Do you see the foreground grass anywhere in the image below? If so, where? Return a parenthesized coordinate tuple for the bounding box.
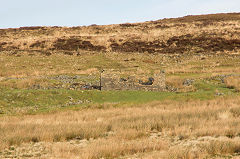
(1, 98, 240, 158)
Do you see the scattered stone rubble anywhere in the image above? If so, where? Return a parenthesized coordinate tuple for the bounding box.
(0, 70, 166, 91)
(101, 69, 166, 91)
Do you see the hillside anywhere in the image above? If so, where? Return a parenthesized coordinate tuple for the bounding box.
(1, 13, 240, 55)
(1, 13, 240, 159)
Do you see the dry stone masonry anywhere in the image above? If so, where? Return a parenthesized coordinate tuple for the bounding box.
(101, 69, 166, 91)
(0, 70, 166, 91)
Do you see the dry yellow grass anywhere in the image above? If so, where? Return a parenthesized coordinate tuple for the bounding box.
(165, 76, 196, 92)
(1, 13, 240, 55)
(0, 77, 49, 89)
(0, 50, 240, 80)
(225, 76, 240, 91)
(1, 97, 240, 158)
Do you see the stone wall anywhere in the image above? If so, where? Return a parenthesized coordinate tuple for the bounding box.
(101, 69, 165, 91)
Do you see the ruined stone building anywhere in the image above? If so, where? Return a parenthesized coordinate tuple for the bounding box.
(100, 69, 165, 91)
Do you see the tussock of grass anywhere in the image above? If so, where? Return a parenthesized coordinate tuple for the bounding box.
(224, 76, 240, 92)
(169, 139, 240, 159)
(1, 98, 240, 158)
(80, 138, 167, 159)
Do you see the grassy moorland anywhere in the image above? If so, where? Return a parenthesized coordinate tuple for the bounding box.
(1, 98, 240, 158)
(0, 52, 239, 115)
(0, 13, 240, 158)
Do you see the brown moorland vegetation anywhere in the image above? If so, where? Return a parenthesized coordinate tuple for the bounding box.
(1, 13, 240, 55)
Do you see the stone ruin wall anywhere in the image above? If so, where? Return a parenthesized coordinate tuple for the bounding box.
(101, 69, 166, 91)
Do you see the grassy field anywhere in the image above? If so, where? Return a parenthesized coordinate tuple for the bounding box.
(0, 52, 240, 158)
(1, 98, 240, 158)
(0, 52, 239, 116)
(1, 13, 240, 158)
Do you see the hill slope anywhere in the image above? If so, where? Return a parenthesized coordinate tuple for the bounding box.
(1, 13, 240, 159)
(1, 13, 240, 55)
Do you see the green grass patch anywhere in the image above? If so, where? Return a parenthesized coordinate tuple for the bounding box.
(0, 79, 238, 115)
